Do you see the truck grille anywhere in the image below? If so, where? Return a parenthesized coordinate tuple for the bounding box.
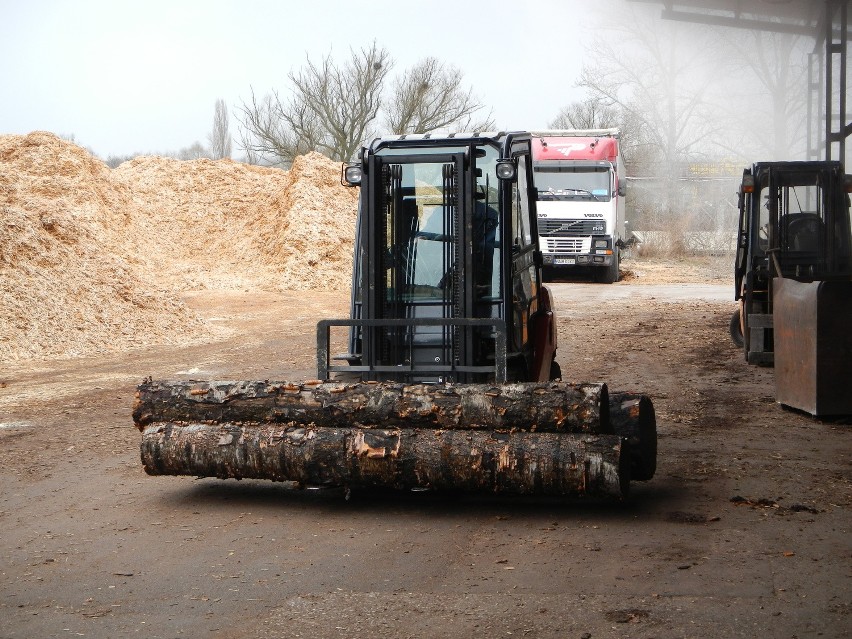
(543, 238, 585, 253)
(539, 219, 606, 235)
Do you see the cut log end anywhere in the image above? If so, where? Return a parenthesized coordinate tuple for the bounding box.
(609, 393, 657, 481)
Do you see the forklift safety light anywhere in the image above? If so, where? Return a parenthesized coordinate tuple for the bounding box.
(496, 159, 516, 180)
(741, 174, 755, 193)
(342, 164, 363, 186)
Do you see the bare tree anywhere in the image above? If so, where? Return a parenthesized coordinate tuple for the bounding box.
(208, 98, 232, 160)
(238, 88, 322, 166)
(548, 95, 649, 168)
(238, 43, 391, 165)
(104, 154, 136, 168)
(176, 142, 210, 160)
(574, 4, 814, 243)
(578, 18, 717, 173)
(291, 43, 391, 160)
(714, 29, 808, 159)
(238, 45, 500, 165)
(386, 57, 494, 134)
(574, 7, 723, 233)
(549, 97, 620, 130)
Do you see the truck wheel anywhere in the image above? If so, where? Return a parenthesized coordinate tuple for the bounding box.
(729, 308, 744, 348)
(597, 251, 620, 284)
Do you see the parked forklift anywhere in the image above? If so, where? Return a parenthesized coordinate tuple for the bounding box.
(731, 160, 852, 415)
(134, 132, 657, 497)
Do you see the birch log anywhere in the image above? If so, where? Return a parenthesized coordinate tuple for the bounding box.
(134, 380, 610, 434)
(140, 421, 629, 498)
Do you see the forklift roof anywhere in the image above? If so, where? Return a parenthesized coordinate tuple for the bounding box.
(367, 131, 532, 154)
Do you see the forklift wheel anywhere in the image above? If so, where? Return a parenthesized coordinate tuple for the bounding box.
(729, 308, 744, 348)
(549, 360, 562, 381)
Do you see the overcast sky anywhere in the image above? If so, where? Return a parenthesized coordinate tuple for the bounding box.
(0, 0, 613, 159)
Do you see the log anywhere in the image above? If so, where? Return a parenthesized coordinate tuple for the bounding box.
(133, 380, 610, 434)
(609, 393, 657, 481)
(140, 421, 629, 498)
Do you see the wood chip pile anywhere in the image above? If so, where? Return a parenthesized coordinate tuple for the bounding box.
(0, 131, 358, 361)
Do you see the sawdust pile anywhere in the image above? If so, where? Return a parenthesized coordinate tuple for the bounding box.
(244, 152, 360, 289)
(0, 132, 358, 361)
(112, 151, 358, 291)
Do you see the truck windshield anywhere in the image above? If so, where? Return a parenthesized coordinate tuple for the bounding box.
(533, 166, 611, 201)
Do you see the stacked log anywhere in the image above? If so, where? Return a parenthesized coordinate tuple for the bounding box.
(133, 380, 611, 434)
(135, 380, 632, 498)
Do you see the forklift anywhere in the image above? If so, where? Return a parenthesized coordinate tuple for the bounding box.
(134, 132, 657, 496)
(731, 161, 852, 415)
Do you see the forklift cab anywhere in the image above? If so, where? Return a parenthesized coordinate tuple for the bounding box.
(736, 161, 852, 292)
(324, 132, 555, 384)
(733, 161, 852, 366)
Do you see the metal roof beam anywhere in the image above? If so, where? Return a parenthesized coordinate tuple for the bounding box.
(661, 8, 816, 36)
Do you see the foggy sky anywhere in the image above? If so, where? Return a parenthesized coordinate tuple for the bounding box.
(1, 1, 841, 165)
(0, 0, 594, 159)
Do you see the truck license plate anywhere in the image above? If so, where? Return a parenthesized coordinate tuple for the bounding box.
(554, 258, 576, 265)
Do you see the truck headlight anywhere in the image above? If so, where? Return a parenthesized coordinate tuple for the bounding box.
(594, 239, 609, 248)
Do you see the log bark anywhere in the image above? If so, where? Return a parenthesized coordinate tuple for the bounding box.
(140, 422, 629, 498)
(134, 380, 610, 434)
(609, 393, 657, 481)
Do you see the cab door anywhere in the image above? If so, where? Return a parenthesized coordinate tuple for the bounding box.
(507, 143, 542, 379)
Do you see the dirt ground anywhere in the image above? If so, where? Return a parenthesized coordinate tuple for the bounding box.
(1, 257, 849, 639)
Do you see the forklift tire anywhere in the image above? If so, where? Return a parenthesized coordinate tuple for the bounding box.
(729, 308, 744, 348)
(549, 359, 562, 381)
(507, 359, 529, 383)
